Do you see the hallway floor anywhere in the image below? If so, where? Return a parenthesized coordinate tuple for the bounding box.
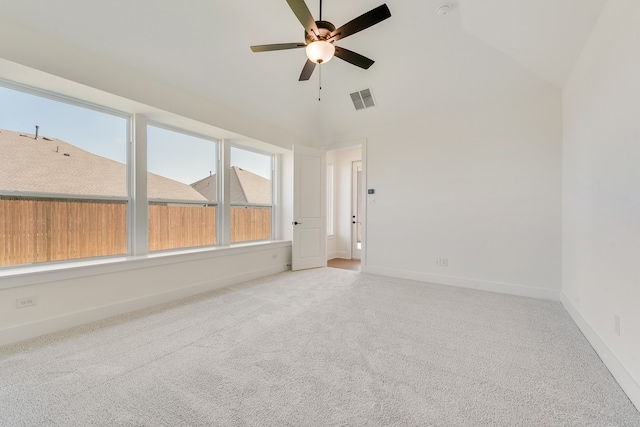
(327, 258, 360, 271)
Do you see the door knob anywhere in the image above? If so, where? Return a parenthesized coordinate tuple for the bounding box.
(294, 221, 302, 225)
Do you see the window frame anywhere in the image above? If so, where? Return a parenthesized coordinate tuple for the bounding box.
(227, 142, 276, 244)
(0, 79, 282, 273)
(0, 81, 133, 266)
(145, 121, 220, 252)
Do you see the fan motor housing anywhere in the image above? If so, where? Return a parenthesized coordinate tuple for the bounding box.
(305, 20, 336, 44)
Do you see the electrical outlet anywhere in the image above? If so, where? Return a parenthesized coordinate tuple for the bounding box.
(614, 315, 621, 336)
(435, 258, 441, 266)
(442, 258, 448, 267)
(16, 296, 38, 309)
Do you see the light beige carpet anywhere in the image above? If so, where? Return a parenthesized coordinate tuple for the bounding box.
(1, 268, 638, 426)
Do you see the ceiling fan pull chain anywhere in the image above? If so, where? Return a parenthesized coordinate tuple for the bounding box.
(319, 64, 322, 101)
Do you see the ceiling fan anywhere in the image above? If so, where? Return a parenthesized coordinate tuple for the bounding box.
(250, 0, 391, 81)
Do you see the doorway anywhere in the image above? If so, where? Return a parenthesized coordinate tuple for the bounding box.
(325, 144, 364, 265)
(351, 160, 362, 260)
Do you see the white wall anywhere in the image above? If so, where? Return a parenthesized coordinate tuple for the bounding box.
(562, 0, 640, 407)
(327, 89, 563, 300)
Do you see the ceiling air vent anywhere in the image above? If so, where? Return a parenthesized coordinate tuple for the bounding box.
(350, 88, 376, 111)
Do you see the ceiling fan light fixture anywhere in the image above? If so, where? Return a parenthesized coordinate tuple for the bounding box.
(306, 40, 335, 64)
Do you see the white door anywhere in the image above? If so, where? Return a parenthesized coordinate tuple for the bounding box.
(351, 161, 362, 260)
(292, 145, 326, 271)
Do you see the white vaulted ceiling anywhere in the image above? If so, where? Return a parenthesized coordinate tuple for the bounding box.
(0, 0, 609, 145)
(458, 0, 608, 87)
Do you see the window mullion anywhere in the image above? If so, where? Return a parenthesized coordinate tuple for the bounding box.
(220, 139, 231, 246)
(130, 114, 148, 256)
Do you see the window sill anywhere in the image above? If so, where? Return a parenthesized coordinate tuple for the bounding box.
(0, 240, 291, 290)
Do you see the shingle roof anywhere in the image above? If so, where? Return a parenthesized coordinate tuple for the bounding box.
(0, 129, 207, 202)
(191, 166, 271, 204)
(190, 174, 217, 202)
(233, 166, 271, 204)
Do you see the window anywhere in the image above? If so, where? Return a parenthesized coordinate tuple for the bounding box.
(0, 81, 281, 269)
(0, 85, 129, 267)
(147, 125, 218, 251)
(229, 146, 273, 243)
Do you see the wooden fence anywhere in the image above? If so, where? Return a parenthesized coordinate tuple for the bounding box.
(148, 203, 217, 252)
(1, 197, 271, 267)
(0, 197, 128, 266)
(230, 206, 271, 243)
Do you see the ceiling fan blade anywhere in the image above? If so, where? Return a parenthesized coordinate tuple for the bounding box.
(286, 0, 319, 37)
(330, 4, 391, 42)
(299, 59, 317, 81)
(251, 43, 306, 52)
(334, 46, 375, 69)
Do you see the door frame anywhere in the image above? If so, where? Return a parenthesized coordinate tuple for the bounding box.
(324, 139, 367, 267)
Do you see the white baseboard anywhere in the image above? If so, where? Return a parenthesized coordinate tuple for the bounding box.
(0, 264, 289, 347)
(361, 266, 561, 301)
(561, 293, 640, 411)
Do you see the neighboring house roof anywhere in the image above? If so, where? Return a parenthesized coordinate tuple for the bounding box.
(0, 128, 207, 202)
(233, 166, 271, 204)
(191, 166, 271, 205)
(190, 174, 217, 202)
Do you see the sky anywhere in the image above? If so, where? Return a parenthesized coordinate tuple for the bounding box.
(0, 86, 271, 184)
